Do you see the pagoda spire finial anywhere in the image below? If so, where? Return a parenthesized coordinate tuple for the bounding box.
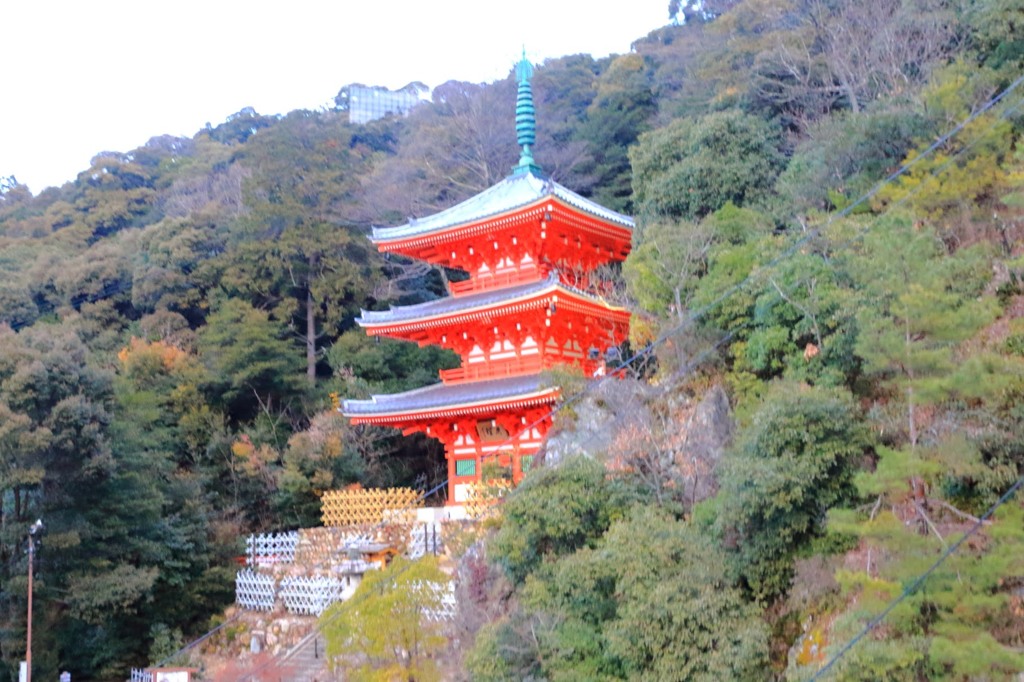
(514, 47, 542, 176)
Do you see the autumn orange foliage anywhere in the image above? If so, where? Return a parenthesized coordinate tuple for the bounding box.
(117, 336, 190, 372)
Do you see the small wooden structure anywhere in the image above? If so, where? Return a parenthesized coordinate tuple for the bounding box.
(359, 542, 399, 568)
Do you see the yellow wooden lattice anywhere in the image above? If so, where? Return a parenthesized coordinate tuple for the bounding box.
(320, 487, 421, 527)
(462, 480, 512, 520)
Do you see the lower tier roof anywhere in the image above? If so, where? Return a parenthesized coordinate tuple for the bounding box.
(342, 373, 558, 422)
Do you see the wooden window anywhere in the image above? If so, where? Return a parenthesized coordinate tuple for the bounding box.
(455, 459, 477, 477)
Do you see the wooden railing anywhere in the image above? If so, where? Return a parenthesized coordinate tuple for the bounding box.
(438, 355, 605, 384)
(439, 355, 546, 383)
(448, 267, 545, 297)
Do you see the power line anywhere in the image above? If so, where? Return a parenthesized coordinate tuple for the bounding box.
(827, 71, 1024, 221)
(809, 474, 1024, 680)
(643, 75, 1024, 372)
(242, 87, 1024, 678)
(161, 67, 1024, 679)
(473, 82, 1024, 464)
(239, 72, 1024, 674)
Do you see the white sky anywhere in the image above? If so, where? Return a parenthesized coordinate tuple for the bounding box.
(1, 0, 668, 194)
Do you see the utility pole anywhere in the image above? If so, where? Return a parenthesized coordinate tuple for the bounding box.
(25, 519, 42, 682)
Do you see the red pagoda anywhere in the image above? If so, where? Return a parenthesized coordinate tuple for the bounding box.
(343, 54, 633, 504)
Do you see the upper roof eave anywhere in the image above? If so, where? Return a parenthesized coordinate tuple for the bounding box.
(370, 171, 633, 244)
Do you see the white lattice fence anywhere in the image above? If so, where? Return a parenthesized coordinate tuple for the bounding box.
(337, 529, 376, 545)
(279, 576, 343, 616)
(235, 569, 276, 611)
(408, 523, 444, 559)
(416, 580, 456, 622)
(245, 531, 299, 566)
(130, 669, 153, 682)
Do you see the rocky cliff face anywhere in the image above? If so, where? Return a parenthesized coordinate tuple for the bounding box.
(543, 378, 734, 508)
(678, 383, 733, 503)
(543, 377, 656, 464)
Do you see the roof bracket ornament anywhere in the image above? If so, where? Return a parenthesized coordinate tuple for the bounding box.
(514, 47, 543, 176)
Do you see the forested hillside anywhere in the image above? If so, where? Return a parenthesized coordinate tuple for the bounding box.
(2, 0, 1024, 679)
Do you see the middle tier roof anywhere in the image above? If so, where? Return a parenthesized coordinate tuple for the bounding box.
(356, 274, 631, 345)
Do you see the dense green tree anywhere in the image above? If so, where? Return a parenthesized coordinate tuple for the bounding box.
(793, 451, 1024, 680)
(631, 109, 784, 221)
(206, 107, 277, 145)
(0, 323, 167, 680)
(574, 53, 657, 212)
(0, 278, 38, 329)
(471, 507, 770, 681)
(624, 217, 713, 322)
(72, 155, 160, 239)
(684, 0, 792, 115)
(275, 410, 365, 527)
(846, 216, 997, 446)
(966, 0, 1024, 71)
(216, 224, 375, 382)
(741, 246, 859, 388)
(490, 456, 634, 584)
(777, 107, 931, 214)
(717, 381, 871, 600)
(197, 297, 305, 423)
(625, 203, 773, 323)
(464, 612, 546, 682)
(632, 21, 731, 124)
(219, 110, 380, 381)
(130, 218, 222, 321)
(52, 231, 137, 316)
(688, 235, 775, 352)
(876, 62, 1013, 228)
(326, 330, 459, 395)
(601, 509, 770, 681)
(531, 54, 602, 168)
